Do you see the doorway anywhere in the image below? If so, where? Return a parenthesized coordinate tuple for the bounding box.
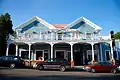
(55, 50, 65, 60)
(36, 50, 43, 60)
(73, 51, 83, 66)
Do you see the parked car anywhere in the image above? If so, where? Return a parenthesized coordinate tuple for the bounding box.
(0, 56, 25, 68)
(83, 62, 118, 73)
(36, 59, 71, 72)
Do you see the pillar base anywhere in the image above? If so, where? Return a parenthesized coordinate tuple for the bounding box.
(71, 60, 74, 68)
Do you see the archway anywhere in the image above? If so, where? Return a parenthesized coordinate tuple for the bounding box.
(53, 43, 71, 61)
(73, 43, 91, 66)
(18, 43, 29, 60)
(31, 43, 51, 61)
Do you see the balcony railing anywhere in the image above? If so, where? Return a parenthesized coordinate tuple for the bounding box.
(9, 32, 111, 41)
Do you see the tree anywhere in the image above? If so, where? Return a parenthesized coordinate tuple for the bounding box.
(114, 32, 120, 39)
(0, 13, 14, 56)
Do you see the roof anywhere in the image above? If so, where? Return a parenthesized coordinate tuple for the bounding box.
(15, 16, 56, 30)
(52, 24, 68, 29)
(65, 16, 102, 31)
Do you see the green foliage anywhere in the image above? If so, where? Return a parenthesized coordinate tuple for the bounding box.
(114, 32, 120, 39)
(0, 13, 13, 56)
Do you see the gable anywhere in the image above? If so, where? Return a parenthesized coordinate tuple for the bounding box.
(70, 21, 85, 29)
(65, 17, 102, 33)
(15, 16, 56, 34)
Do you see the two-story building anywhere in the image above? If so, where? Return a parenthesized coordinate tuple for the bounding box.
(6, 16, 120, 66)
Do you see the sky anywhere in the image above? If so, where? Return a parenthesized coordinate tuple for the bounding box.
(0, 0, 120, 35)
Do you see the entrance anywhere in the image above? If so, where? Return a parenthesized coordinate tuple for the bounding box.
(36, 50, 43, 60)
(56, 51, 64, 60)
(73, 51, 83, 66)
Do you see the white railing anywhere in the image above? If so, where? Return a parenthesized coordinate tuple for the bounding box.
(9, 32, 110, 41)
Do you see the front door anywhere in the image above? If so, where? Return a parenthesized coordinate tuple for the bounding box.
(36, 51, 43, 60)
(56, 51, 64, 60)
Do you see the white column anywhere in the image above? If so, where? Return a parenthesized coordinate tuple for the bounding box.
(70, 43, 73, 61)
(70, 43, 74, 67)
(28, 44, 31, 60)
(91, 42, 95, 61)
(110, 41, 114, 60)
(6, 44, 9, 56)
(15, 44, 18, 56)
(51, 43, 54, 59)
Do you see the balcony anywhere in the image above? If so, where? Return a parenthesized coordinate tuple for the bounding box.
(9, 31, 111, 42)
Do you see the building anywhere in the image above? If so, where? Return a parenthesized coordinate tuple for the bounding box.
(7, 16, 120, 66)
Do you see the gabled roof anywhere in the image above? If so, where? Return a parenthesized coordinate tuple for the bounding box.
(65, 16, 102, 31)
(52, 24, 68, 29)
(15, 16, 56, 30)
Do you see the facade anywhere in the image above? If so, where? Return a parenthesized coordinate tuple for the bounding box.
(7, 16, 120, 66)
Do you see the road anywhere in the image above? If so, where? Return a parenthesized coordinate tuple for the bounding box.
(0, 68, 120, 80)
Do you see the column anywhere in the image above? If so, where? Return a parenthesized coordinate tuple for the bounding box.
(6, 44, 9, 56)
(110, 41, 115, 64)
(15, 44, 18, 56)
(70, 43, 73, 61)
(51, 43, 54, 60)
(28, 44, 31, 60)
(91, 42, 95, 64)
(70, 43, 74, 67)
(110, 41, 114, 60)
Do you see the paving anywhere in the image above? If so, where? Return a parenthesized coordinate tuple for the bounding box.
(0, 68, 120, 80)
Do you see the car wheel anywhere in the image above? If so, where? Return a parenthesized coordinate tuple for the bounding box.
(111, 68, 117, 74)
(91, 68, 96, 73)
(38, 65, 44, 70)
(60, 66, 66, 72)
(9, 63, 15, 69)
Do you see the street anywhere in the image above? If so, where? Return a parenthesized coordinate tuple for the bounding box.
(0, 68, 120, 80)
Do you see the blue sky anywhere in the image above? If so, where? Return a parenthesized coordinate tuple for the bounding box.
(0, 0, 120, 35)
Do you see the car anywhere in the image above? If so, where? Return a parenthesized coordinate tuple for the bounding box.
(36, 59, 71, 72)
(0, 56, 25, 68)
(83, 62, 118, 73)
(118, 65, 120, 70)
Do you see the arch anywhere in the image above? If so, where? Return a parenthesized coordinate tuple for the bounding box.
(53, 42, 71, 61)
(53, 42, 71, 46)
(31, 42, 51, 61)
(73, 42, 92, 66)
